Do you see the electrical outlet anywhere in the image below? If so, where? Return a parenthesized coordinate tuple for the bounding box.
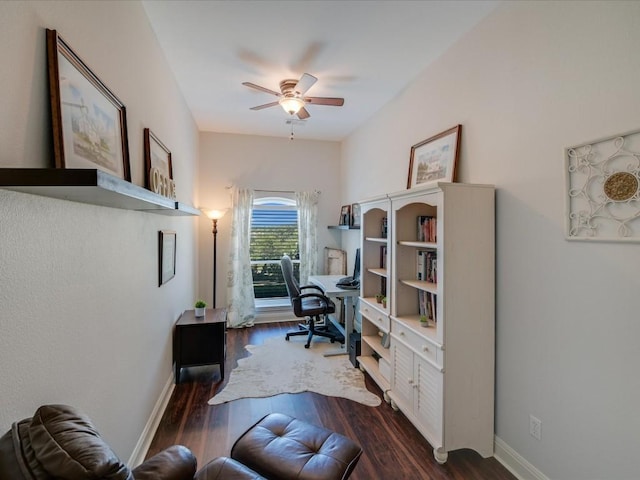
(529, 414, 541, 440)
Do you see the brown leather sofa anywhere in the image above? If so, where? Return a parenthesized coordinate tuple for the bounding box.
(0, 405, 362, 480)
(0, 404, 199, 480)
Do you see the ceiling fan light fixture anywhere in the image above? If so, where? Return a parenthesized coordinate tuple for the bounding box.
(279, 96, 305, 115)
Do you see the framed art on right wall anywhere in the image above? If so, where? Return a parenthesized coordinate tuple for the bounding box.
(565, 128, 640, 242)
(407, 124, 461, 189)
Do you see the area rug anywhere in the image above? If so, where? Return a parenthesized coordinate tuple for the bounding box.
(208, 336, 381, 407)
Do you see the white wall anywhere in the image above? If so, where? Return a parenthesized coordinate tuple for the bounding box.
(342, 1, 640, 479)
(198, 132, 343, 307)
(0, 1, 199, 459)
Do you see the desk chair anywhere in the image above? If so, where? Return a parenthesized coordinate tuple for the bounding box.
(280, 255, 341, 349)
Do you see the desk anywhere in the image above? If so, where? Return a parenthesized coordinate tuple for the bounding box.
(308, 275, 360, 357)
(173, 308, 226, 383)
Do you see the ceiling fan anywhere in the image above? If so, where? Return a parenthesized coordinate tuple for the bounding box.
(242, 73, 344, 120)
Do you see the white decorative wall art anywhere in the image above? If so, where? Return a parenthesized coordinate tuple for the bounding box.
(565, 129, 640, 242)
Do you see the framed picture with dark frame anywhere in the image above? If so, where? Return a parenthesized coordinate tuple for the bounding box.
(144, 128, 175, 198)
(407, 124, 461, 189)
(339, 205, 351, 226)
(46, 29, 131, 181)
(159, 230, 176, 286)
(350, 203, 361, 227)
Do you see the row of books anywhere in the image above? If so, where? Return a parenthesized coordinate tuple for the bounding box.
(419, 290, 437, 322)
(417, 215, 437, 243)
(416, 249, 437, 283)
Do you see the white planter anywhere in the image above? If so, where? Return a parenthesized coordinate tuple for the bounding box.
(194, 307, 206, 317)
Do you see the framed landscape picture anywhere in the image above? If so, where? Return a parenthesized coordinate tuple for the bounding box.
(407, 125, 461, 189)
(46, 29, 131, 180)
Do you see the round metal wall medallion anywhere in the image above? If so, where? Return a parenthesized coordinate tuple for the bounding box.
(604, 172, 638, 201)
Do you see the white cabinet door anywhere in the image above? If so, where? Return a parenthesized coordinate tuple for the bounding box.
(415, 355, 443, 440)
(391, 340, 414, 409)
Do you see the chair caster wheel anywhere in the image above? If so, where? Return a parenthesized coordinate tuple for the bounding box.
(330, 338, 335, 343)
(304, 344, 310, 349)
(286, 336, 290, 341)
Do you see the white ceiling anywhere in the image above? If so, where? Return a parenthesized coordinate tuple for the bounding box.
(142, 1, 499, 141)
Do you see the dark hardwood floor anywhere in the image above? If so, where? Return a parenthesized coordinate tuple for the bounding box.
(147, 321, 515, 480)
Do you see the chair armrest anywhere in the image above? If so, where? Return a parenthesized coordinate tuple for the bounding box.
(132, 445, 197, 480)
(295, 292, 333, 308)
(299, 284, 324, 293)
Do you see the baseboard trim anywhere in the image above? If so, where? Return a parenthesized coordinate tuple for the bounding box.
(127, 374, 175, 467)
(494, 436, 549, 480)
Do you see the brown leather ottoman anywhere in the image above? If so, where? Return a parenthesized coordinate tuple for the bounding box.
(196, 456, 266, 479)
(230, 413, 362, 480)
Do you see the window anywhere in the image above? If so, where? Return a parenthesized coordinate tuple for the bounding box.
(250, 197, 299, 299)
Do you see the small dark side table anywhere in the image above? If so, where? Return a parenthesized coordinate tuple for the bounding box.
(173, 308, 226, 383)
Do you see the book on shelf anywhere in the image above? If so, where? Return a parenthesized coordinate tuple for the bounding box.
(417, 215, 437, 242)
(418, 290, 437, 322)
(416, 249, 437, 283)
(380, 245, 387, 269)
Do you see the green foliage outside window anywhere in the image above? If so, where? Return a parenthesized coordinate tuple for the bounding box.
(250, 225, 299, 298)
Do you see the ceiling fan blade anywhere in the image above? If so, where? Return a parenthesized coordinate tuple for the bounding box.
(250, 101, 280, 111)
(305, 97, 344, 106)
(242, 82, 281, 97)
(293, 73, 317, 96)
(297, 107, 310, 120)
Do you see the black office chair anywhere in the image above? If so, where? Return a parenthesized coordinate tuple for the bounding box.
(280, 255, 342, 349)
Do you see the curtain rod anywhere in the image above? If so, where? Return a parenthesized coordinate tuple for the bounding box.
(225, 186, 321, 194)
(254, 188, 295, 194)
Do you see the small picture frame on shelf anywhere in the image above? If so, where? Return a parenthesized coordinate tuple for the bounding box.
(407, 124, 461, 189)
(350, 203, 361, 227)
(339, 205, 351, 226)
(46, 29, 131, 181)
(144, 128, 175, 199)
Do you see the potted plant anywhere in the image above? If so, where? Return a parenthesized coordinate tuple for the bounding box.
(419, 315, 429, 328)
(194, 300, 207, 317)
(381, 296, 387, 309)
(375, 293, 384, 304)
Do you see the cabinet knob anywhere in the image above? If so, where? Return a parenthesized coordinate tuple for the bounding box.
(422, 345, 429, 352)
(399, 331, 405, 336)
(408, 379, 414, 384)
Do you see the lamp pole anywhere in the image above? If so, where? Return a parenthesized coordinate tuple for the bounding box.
(211, 217, 218, 308)
(206, 209, 226, 308)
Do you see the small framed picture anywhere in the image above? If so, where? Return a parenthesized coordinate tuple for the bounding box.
(144, 128, 175, 197)
(350, 203, 361, 227)
(339, 205, 351, 225)
(159, 230, 176, 286)
(407, 124, 461, 189)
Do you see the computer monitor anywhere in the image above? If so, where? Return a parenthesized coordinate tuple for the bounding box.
(352, 247, 361, 281)
(337, 248, 360, 288)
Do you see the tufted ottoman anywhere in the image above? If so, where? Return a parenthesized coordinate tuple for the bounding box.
(202, 413, 362, 480)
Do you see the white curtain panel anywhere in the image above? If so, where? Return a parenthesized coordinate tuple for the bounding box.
(296, 191, 320, 286)
(226, 187, 256, 328)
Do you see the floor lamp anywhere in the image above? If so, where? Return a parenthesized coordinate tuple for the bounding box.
(206, 210, 226, 308)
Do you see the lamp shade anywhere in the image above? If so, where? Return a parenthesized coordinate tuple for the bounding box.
(206, 209, 227, 220)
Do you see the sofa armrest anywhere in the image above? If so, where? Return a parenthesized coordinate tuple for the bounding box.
(132, 445, 197, 480)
